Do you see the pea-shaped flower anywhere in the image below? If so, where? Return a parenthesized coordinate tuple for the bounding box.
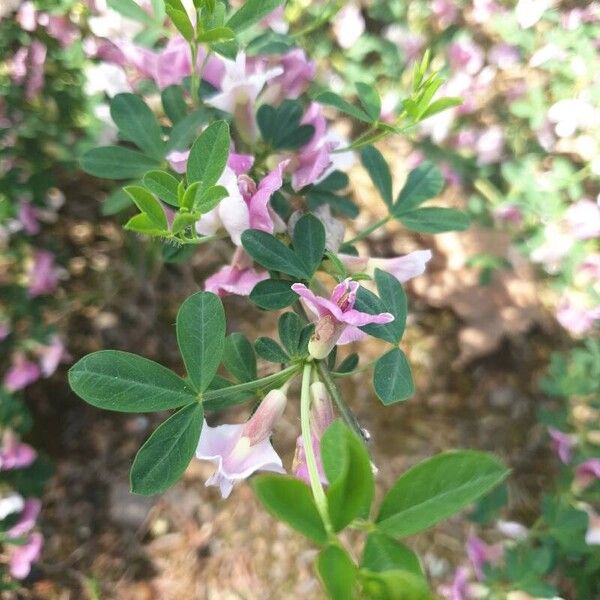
(196, 388, 287, 498)
(291, 279, 394, 360)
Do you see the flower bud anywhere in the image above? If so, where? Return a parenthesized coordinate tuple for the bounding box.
(309, 382, 334, 436)
(241, 387, 287, 445)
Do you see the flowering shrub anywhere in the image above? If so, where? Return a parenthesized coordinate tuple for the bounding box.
(64, 0, 513, 596)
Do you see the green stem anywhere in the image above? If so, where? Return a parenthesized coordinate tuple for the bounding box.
(316, 361, 366, 445)
(203, 365, 301, 410)
(301, 363, 333, 533)
(189, 42, 200, 106)
(345, 215, 392, 246)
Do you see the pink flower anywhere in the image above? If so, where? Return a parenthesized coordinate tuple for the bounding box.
(339, 250, 432, 283)
(556, 296, 600, 336)
(471, 0, 500, 23)
(494, 204, 523, 225)
(475, 126, 504, 165)
(3, 355, 41, 392)
(0, 432, 37, 471)
(46, 15, 78, 47)
(448, 39, 485, 75)
(293, 382, 335, 485)
(565, 199, 600, 240)
(262, 49, 315, 103)
(196, 388, 287, 498)
(17, 1, 37, 31)
(441, 566, 469, 600)
(466, 534, 502, 580)
(18, 200, 40, 235)
(577, 254, 600, 282)
(290, 103, 354, 191)
(205, 248, 268, 297)
(228, 152, 254, 176)
(38, 335, 68, 377)
(332, 3, 365, 49)
(9, 532, 43, 579)
(548, 427, 575, 464)
(575, 459, 600, 490)
(196, 160, 287, 245)
(206, 53, 282, 143)
(431, 0, 459, 27)
(26, 41, 47, 99)
(28, 250, 59, 297)
(8, 499, 42, 538)
(292, 279, 394, 359)
(489, 44, 520, 69)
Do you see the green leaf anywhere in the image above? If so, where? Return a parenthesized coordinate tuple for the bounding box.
(130, 402, 203, 495)
(317, 545, 357, 600)
(399, 207, 470, 233)
(195, 185, 228, 213)
(81, 146, 159, 180)
(101, 188, 132, 215)
(241, 230, 308, 280)
(321, 421, 374, 531)
(361, 146, 393, 209)
(166, 108, 209, 153)
(367, 269, 407, 344)
(161, 85, 188, 124)
(354, 286, 397, 344)
(223, 333, 257, 382)
(172, 212, 200, 234)
(181, 182, 201, 211)
(197, 26, 235, 42)
(336, 353, 358, 373)
(376, 451, 509, 538)
(421, 97, 462, 119)
(68, 351, 196, 413)
(176, 292, 226, 393)
(124, 186, 168, 229)
(143, 170, 180, 207)
(165, 0, 194, 40)
(362, 532, 422, 575)
(373, 349, 414, 405)
(249, 279, 298, 310)
(110, 93, 165, 159)
(393, 163, 444, 214)
(252, 475, 328, 544)
(124, 213, 165, 236)
(257, 101, 315, 150)
(293, 214, 326, 278)
(356, 82, 381, 122)
(246, 30, 295, 55)
(278, 312, 304, 357)
(107, 0, 154, 24)
(226, 0, 284, 32)
(186, 120, 230, 190)
(255, 337, 289, 364)
(359, 570, 432, 600)
(315, 91, 371, 123)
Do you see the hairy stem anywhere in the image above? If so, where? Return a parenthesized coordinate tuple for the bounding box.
(301, 363, 332, 533)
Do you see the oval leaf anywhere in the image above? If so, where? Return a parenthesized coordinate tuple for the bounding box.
(186, 120, 230, 190)
(130, 402, 203, 495)
(373, 348, 414, 405)
(393, 162, 444, 214)
(376, 451, 509, 537)
(68, 351, 196, 412)
(81, 146, 160, 180)
(176, 292, 226, 393)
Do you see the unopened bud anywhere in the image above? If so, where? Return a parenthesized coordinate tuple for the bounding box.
(241, 388, 287, 445)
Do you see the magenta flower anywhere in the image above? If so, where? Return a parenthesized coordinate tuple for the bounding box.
(290, 103, 354, 191)
(3, 355, 41, 393)
(575, 459, 600, 490)
(8, 499, 42, 538)
(293, 382, 335, 485)
(339, 249, 432, 283)
(205, 248, 268, 297)
(0, 432, 37, 471)
(18, 200, 40, 235)
(262, 49, 315, 103)
(28, 250, 59, 297)
(9, 532, 43, 579)
(494, 204, 523, 225)
(196, 388, 287, 498)
(548, 427, 575, 464)
(466, 534, 502, 580)
(291, 279, 394, 359)
(448, 39, 484, 75)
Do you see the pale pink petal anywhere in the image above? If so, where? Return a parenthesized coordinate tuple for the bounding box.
(371, 250, 432, 282)
(9, 532, 43, 580)
(337, 326, 368, 345)
(205, 265, 268, 297)
(8, 499, 42, 538)
(228, 152, 254, 175)
(291, 283, 342, 320)
(341, 309, 394, 327)
(248, 160, 289, 232)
